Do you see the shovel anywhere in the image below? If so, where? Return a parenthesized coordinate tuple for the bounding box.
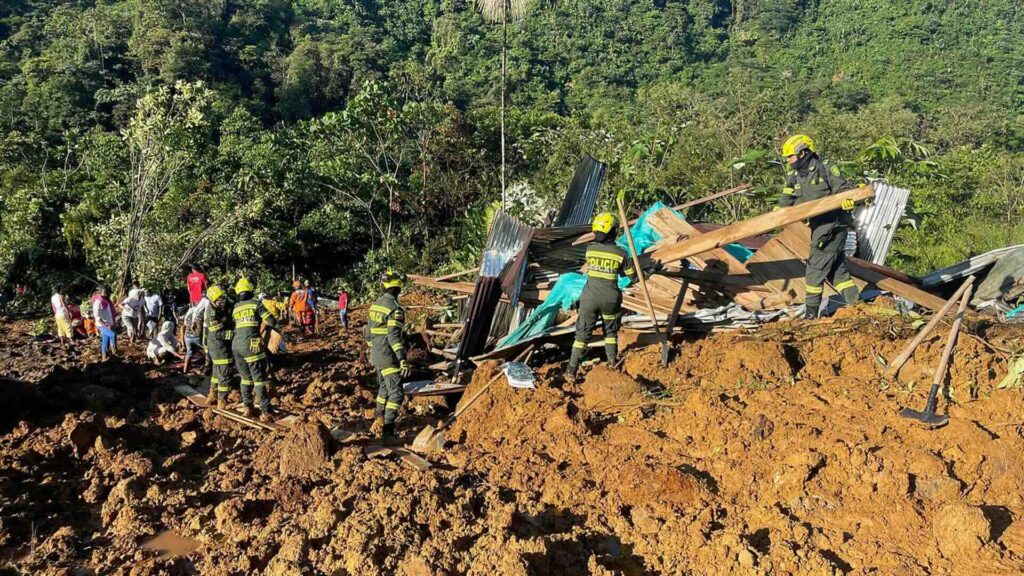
(899, 282, 973, 427)
(411, 347, 532, 452)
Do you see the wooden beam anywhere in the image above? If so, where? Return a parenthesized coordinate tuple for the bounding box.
(846, 259, 946, 311)
(408, 274, 476, 294)
(651, 185, 876, 264)
(434, 269, 478, 282)
(847, 256, 919, 286)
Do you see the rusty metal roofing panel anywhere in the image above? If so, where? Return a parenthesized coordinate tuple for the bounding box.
(554, 155, 606, 227)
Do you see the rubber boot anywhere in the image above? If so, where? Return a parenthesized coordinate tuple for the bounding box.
(206, 384, 217, 403)
(240, 405, 257, 418)
(842, 286, 860, 305)
(259, 410, 274, 423)
(605, 344, 618, 368)
(380, 423, 399, 446)
(565, 365, 578, 384)
(804, 294, 822, 320)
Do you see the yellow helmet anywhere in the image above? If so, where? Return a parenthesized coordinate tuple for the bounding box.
(381, 270, 406, 289)
(781, 134, 815, 157)
(207, 285, 225, 303)
(235, 277, 254, 294)
(592, 212, 616, 234)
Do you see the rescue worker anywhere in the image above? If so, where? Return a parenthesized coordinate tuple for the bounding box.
(231, 277, 279, 420)
(205, 285, 236, 406)
(365, 270, 410, 443)
(566, 213, 637, 381)
(777, 134, 860, 319)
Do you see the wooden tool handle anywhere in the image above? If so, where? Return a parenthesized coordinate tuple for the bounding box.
(436, 345, 533, 433)
(888, 275, 974, 376)
(617, 196, 662, 338)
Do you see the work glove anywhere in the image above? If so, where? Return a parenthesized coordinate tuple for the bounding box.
(400, 359, 412, 379)
(841, 198, 856, 211)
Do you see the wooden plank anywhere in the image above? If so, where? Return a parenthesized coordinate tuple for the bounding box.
(330, 426, 355, 443)
(848, 256, 919, 286)
(403, 380, 467, 396)
(651, 185, 876, 264)
(847, 259, 946, 310)
(175, 384, 293, 433)
(408, 275, 476, 294)
(363, 445, 432, 471)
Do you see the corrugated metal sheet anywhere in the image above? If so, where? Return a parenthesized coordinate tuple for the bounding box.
(456, 212, 533, 362)
(554, 155, 606, 227)
(920, 244, 1024, 287)
(853, 181, 910, 265)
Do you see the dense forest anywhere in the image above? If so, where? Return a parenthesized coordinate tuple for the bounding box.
(1, 0, 1021, 300)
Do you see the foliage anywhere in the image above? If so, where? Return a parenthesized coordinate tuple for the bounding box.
(0, 0, 1022, 306)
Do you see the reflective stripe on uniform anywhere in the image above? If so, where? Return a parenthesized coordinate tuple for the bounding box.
(835, 279, 857, 291)
(213, 358, 232, 365)
(587, 270, 618, 280)
(235, 321, 258, 328)
(588, 250, 624, 262)
(387, 320, 402, 327)
(211, 376, 219, 384)
(381, 366, 401, 376)
(370, 304, 392, 315)
(376, 397, 387, 405)
(601, 314, 616, 321)
(252, 381, 266, 387)
(240, 379, 253, 385)
(806, 284, 824, 295)
(604, 337, 617, 344)
(385, 402, 401, 410)
(572, 340, 586, 349)
(391, 342, 404, 351)
(370, 327, 388, 334)
(782, 187, 796, 196)
(244, 354, 266, 362)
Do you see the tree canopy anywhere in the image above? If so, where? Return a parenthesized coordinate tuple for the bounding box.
(1, 0, 1021, 300)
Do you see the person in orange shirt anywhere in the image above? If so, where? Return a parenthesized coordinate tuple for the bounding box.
(288, 280, 313, 335)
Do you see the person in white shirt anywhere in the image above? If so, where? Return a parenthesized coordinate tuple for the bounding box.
(143, 288, 163, 338)
(50, 287, 73, 345)
(124, 282, 145, 340)
(146, 314, 183, 364)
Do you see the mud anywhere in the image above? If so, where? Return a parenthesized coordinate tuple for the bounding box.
(1, 299, 1023, 575)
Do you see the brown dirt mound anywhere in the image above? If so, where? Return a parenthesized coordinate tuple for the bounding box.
(276, 419, 334, 480)
(579, 364, 646, 412)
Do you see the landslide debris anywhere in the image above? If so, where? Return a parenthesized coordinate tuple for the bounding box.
(1, 302, 1023, 575)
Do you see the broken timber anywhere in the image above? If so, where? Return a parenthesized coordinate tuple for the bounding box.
(174, 384, 298, 433)
(651, 185, 876, 264)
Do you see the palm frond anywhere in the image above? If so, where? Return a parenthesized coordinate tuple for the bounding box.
(476, 0, 528, 23)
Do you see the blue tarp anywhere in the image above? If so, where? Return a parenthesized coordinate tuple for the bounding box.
(496, 202, 751, 347)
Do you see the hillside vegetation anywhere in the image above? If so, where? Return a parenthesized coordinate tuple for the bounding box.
(1, 0, 1021, 296)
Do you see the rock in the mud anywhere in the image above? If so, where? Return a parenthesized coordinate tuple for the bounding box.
(67, 420, 103, 457)
(278, 419, 334, 480)
(934, 503, 990, 557)
(915, 475, 961, 502)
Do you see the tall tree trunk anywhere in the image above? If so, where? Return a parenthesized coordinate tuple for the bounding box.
(500, 11, 507, 210)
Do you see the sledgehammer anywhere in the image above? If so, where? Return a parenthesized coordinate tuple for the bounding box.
(899, 281, 973, 427)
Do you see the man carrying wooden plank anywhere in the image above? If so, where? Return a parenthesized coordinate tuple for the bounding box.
(778, 134, 860, 318)
(566, 213, 637, 382)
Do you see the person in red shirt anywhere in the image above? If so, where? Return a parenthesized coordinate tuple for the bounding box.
(186, 264, 208, 305)
(337, 289, 349, 331)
